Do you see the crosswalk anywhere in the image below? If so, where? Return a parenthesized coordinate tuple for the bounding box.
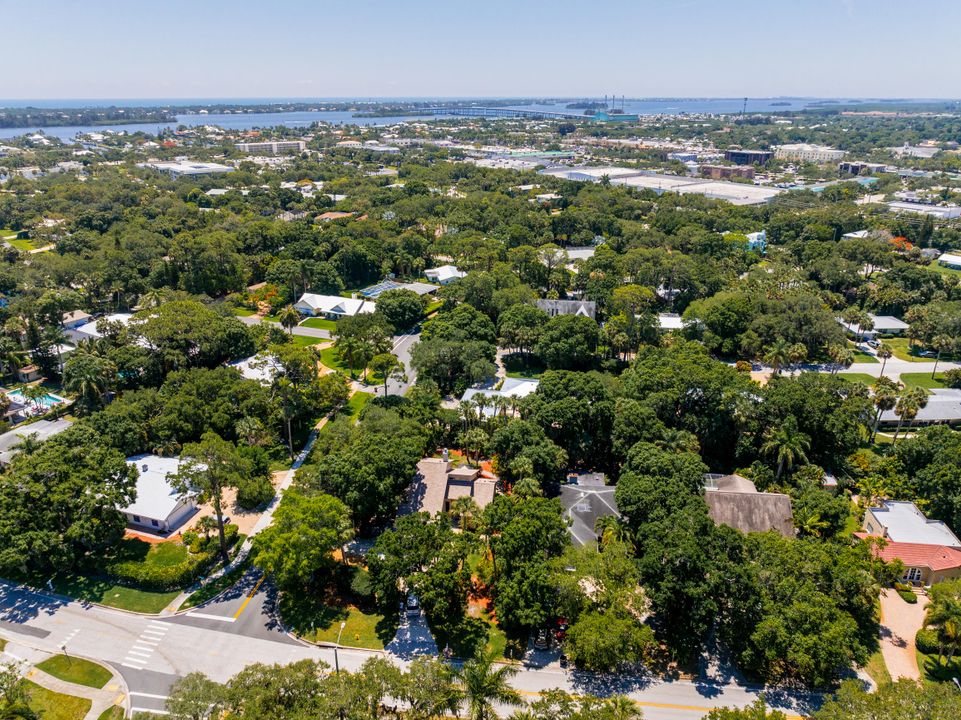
(122, 621, 169, 669)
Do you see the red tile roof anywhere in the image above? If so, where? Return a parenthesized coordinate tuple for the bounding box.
(857, 533, 961, 571)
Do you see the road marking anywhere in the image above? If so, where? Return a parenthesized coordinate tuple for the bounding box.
(121, 662, 147, 669)
(515, 690, 803, 719)
(134, 639, 160, 646)
(185, 611, 236, 623)
(131, 645, 155, 653)
(141, 631, 166, 639)
(129, 691, 169, 700)
(132, 708, 169, 715)
(148, 622, 168, 629)
(233, 575, 265, 619)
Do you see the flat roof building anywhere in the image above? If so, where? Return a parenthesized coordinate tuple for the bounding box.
(700, 164, 755, 180)
(137, 160, 233, 178)
(234, 140, 306, 155)
(723, 149, 773, 165)
(888, 201, 961, 220)
(424, 265, 466, 285)
(774, 144, 846, 164)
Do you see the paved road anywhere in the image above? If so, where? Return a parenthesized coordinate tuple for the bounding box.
(0, 578, 821, 718)
(359, 331, 420, 397)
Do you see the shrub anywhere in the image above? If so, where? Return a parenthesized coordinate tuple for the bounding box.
(916, 627, 940, 655)
(349, 567, 374, 603)
(943, 368, 961, 389)
(108, 553, 214, 591)
(735, 360, 753, 373)
(897, 588, 918, 604)
(236, 474, 275, 510)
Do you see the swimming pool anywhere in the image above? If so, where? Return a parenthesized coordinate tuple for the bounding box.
(5, 388, 67, 410)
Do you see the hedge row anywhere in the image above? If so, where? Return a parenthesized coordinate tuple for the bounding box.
(107, 524, 240, 592)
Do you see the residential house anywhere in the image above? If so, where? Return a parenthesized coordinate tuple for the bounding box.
(401, 458, 497, 517)
(66, 313, 134, 343)
(359, 279, 439, 299)
(836, 313, 909, 339)
(121, 455, 197, 534)
(703, 474, 795, 536)
(460, 378, 539, 417)
(859, 536, 961, 586)
(535, 299, 597, 320)
(657, 313, 685, 331)
(863, 501, 961, 547)
(559, 473, 619, 547)
(424, 265, 466, 285)
(61, 310, 92, 329)
(293, 293, 376, 319)
(878, 389, 961, 428)
(938, 252, 961, 270)
(228, 354, 282, 385)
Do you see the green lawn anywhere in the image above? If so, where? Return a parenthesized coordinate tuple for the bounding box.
(96, 708, 125, 720)
(320, 346, 364, 376)
(863, 649, 892, 686)
(232, 307, 256, 317)
(6, 237, 35, 252)
(182, 559, 251, 610)
(49, 574, 179, 614)
(342, 391, 373, 421)
(900, 372, 948, 390)
(289, 334, 324, 347)
(917, 649, 961, 684)
(280, 593, 394, 651)
(838, 373, 878, 386)
(424, 300, 444, 316)
(36, 655, 112, 689)
(885, 338, 935, 363)
(926, 258, 961, 278)
(300, 317, 339, 331)
(23, 680, 91, 720)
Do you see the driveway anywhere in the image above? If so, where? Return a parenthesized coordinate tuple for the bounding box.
(879, 588, 928, 681)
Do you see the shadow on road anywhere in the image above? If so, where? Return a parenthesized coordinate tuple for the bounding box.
(0, 580, 68, 627)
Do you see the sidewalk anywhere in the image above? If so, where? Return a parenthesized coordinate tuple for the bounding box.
(4, 640, 126, 720)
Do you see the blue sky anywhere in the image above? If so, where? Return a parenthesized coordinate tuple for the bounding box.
(2, 0, 959, 100)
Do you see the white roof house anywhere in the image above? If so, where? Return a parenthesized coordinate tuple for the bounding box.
(122, 454, 198, 534)
(228, 354, 282, 385)
(837, 313, 909, 337)
(863, 501, 961, 548)
(938, 253, 961, 270)
(657, 313, 686, 331)
(137, 160, 233, 178)
(461, 378, 539, 417)
(66, 313, 134, 343)
(293, 293, 376, 319)
(424, 265, 466, 285)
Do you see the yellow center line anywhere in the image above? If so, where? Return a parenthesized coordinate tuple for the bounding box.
(516, 689, 803, 718)
(233, 575, 265, 619)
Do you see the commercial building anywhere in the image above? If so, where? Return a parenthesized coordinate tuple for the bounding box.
(774, 144, 847, 164)
(887, 201, 961, 220)
(839, 161, 887, 176)
(137, 159, 233, 178)
(293, 293, 376, 319)
(121, 454, 197, 534)
(723, 149, 773, 165)
(700, 164, 755, 180)
(234, 140, 306, 155)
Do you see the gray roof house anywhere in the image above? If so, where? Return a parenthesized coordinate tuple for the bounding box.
(703, 474, 795, 537)
(559, 473, 619, 547)
(535, 299, 597, 320)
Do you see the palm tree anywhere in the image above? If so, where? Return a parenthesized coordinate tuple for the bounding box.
(459, 427, 489, 466)
(892, 386, 928, 443)
(41, 325, 68, 376)
(458, 400, 475, 431)
(449, 496, 479, 532)
(62, 351, 114, 414)
(9, 432, 40, 459)
(761, 416, 810, 480)
(924, 583, 961, 665)
(595, 515, 632, 550)
(871, 377, 900, 442)
(278, 304, 301, 335)
(762, 338, 790, 376)
(787, 342, 807, 369)
(931, 334, 954, 379)
(656, 427, 700, 454)
(876, 344, 893, 377)
(0, 337, 24, 383)
(455, 651, 522, 720)
(19, 384, 48, 414)
(139, 288, 165, 309)
(235, 416, 269, 447)
(605, 696, 643, 720)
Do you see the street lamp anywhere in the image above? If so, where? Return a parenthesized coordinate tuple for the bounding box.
(334, 621, 346, 676)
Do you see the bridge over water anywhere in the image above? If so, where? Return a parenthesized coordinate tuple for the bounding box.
(425, 106, 581, 120)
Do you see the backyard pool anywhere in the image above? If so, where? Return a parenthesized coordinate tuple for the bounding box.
(5, 388, 68, 411)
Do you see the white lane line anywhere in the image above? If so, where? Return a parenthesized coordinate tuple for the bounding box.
(122, 662, 147, 669)
(131, 645, 155, 653)
(147, 623, 168, 630)
(129, 692, 169, 700)
(185, 612, 236, 623)
(141, 631, 166, 639)
(132, 708, 169, 715)
(134, 639, 159, 646)
(126, 650, 152, 659)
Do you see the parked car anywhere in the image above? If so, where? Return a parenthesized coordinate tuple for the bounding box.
(867, 339, 881, 348)
(403, 594, 421, 617)
(533, 629, 550, 650)
(555, 617, 569, 641)
(559, 653, 570, 669)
